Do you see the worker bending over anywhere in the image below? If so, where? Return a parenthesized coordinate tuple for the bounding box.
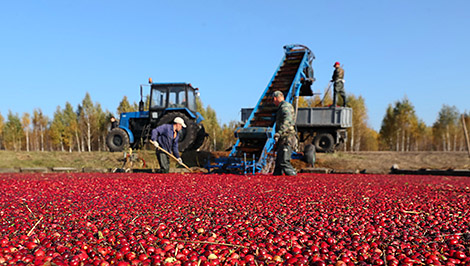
(150, 117, 185, 173)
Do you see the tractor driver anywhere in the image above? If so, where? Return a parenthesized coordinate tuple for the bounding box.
(272, 91, 297, 176)
(110, 116, 118, 130)
(150, 117, 186, 173)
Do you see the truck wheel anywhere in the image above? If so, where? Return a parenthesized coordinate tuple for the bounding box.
(303, 144, 316, 166)
(314, 133, 335, 153)
(106, 128, 129, 152)
(157, 112, 197, 152)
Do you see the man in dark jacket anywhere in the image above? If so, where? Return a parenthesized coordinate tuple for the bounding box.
(331, 61, 346, 107)
(110, 116, 118, 129)
(272, 91, 297, 176)
(150, 117, 186, 173)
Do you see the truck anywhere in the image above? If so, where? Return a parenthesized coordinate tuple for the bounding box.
(106, 80, 207, 152)
(240, 106, 352, 153)
(207, 44, 352, 174)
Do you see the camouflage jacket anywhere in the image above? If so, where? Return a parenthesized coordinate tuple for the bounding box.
(332, 66, 345, 81)
(275, 101, 297, 148)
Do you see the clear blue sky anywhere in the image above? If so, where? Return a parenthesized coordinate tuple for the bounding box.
(1, 0, 468, 131)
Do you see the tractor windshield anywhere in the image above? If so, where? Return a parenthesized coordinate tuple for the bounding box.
(168, 86, 186, 108)
(150, 87, 167, 109)
(186, 89, 196, 111)
(150, 84, 197, 111)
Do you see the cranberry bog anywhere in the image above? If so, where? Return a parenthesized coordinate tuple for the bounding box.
(1, 173, 469, 266)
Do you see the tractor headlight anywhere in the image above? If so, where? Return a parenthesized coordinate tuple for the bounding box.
(152, 112, 158, 119)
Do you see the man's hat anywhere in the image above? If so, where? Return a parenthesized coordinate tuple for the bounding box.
(334, 61, 340, 66)
(273, 91, 284, 98)
(174, 117, 187, 128)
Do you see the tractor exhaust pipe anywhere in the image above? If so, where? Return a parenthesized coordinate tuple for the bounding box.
(139, 85, 144, 112)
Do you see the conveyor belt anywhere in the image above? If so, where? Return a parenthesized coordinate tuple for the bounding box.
(236, 51, 306, 157)
(208, 44, 315, 174)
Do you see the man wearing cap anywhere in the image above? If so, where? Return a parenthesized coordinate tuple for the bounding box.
(150, 117, 186, 173)
(331, 62, 346, 107)
(272, 91, 297, 176)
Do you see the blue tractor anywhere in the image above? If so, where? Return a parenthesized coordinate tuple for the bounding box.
(106, 80, 207, 152)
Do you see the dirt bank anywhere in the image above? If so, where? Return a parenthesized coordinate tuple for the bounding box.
(314, 151, 470, 173)
(1, 150, 469, 174)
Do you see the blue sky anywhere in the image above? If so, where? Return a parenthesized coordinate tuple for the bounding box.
(0, 0, 468, 131)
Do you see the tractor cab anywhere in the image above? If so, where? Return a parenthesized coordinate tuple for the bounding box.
(145, 80, 205, 152)
(106, 80, 206, 153)
(148, 82, 199, 121)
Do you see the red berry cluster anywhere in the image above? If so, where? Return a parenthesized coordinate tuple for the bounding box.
(0, 173, 469, 265)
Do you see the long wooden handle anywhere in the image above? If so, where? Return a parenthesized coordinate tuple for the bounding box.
(150, 140, 192, 172)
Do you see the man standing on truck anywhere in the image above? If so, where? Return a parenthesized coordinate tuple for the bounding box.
(331, 61, 346, 107)
(150, 117, 185, 173)
(272, 91, 297, 176)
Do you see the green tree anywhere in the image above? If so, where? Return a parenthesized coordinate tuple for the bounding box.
(346, 94, 378, 151)
(50, 106, 66, 151)
(92, 103, 108, 151)
(361, 127, 379, 151)
(117, 96, 137, 115)
(379, 97, 419, 151)
(63, 102, 79, 152)
(32, 109, 48, 151)
(220, 120, 239, 150)
(21, 113, 31, 151)
(197, 97, 234, 151)
(78, 93, 95, 152)
(204, 106, 223, 151)
(415, 120, 433, 151)
(77, 93, 109, 152)
(394, 98, 417, 151)
(379, 105, 396, 150)
(298, 95, 323, 108)
(432, 105, 460, 151)
(462, 112, 470, 152)
(4, 111, 23, 151)
(0, 112, 5, 149)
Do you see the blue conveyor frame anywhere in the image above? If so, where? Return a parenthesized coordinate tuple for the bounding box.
(207, 44, 315, 174)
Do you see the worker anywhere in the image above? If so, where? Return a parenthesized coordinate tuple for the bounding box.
(272, 90, 297, 176)
(331, 61, 346, 107)
(150, 117, 186, 173)
(110, 116, 118, 129)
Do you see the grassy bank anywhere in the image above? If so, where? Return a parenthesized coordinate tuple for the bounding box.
(0, 150, 153, 169)
(0, 150, 468, 172)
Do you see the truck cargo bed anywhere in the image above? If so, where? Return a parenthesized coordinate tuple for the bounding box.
(241, 107, 353, 128)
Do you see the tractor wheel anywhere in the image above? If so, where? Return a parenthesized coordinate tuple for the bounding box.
(106, 128, 129, 152)
(313, 133, 335, 153)
(303, 144, 316, 166)
(157, 112, 197, 152)
(187, 124, 208, 151)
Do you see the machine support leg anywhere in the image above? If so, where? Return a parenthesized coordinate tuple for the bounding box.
(253, 154, 255, 175)
(244, 153, 247, 175)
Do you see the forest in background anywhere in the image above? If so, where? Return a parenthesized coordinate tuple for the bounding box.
(0, 91, 469, 153)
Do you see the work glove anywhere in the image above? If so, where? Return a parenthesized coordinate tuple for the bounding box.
(273, 133, 280, 143)
(150, 140, 160, 148)
(177, 158, 183, 164)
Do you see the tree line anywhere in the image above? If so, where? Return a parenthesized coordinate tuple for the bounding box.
(349, 95, 469, 152)
(0, 92, 469, 152)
